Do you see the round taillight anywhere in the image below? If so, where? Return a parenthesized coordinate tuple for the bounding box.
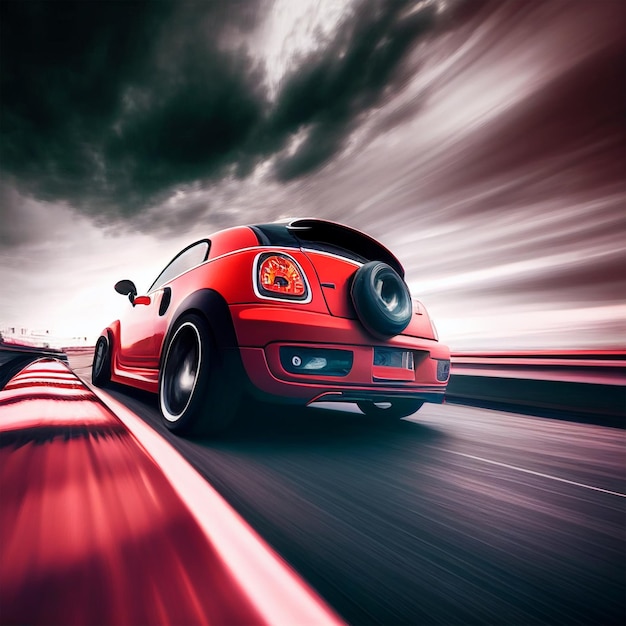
(257, 254, 307, 299)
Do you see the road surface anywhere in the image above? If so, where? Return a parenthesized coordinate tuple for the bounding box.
(65, 351, 626, 625)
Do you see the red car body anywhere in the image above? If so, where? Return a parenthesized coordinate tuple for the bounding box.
(93, 219, 450, 434)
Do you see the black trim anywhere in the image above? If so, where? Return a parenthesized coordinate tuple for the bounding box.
(160, 289, 250, 393)
(159, 287, 172, 317)
(290, 219, 404, 277)
(279, 347, 353, 377)
(250, 224, 298, 248)
(252, 219, 405, 277)
(314, 390, 446, 405)
(245, 384, 446, 406)
(163, 289, 238, 356)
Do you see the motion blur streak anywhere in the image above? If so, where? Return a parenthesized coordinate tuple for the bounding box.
(303, 0, 626, 349)
(0, 359, 341, 626)
(439, 449, 626, 499)
(451, 349, 626, 385)
(90, 387, 344, 626)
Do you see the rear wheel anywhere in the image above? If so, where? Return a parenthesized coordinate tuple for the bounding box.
(92, 335, 111, 387)
(159, 314, 239, 436)
(357, 399, 423, 419)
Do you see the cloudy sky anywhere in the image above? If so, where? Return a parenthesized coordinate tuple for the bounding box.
(1, 0, 624, 350)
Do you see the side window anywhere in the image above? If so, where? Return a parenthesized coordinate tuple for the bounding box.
(150, 241, 210, 292)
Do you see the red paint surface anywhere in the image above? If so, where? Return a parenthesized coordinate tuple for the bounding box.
(0, 359, 342, 625)
(233, 307, 448, 402)
(133, 295, 151, 306)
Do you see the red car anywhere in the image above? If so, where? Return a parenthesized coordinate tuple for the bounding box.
(92, 219, 450, 434)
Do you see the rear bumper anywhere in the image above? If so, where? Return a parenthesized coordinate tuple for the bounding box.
(230, 304, 450, 405)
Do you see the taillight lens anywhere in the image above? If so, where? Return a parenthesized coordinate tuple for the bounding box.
(255, 253, 309, 301)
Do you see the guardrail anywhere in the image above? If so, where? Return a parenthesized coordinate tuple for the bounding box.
(0, 342, 68, 361)
(447, 350, 626, 420)
(61, 346, 94, 353)
(451, 350, 626, 386)
(10, 344, 622, 421)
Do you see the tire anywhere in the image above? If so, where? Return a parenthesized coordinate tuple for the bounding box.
(357, 399, 424, 419)
(92, 334, 111, 387)
(351, 261, 412, 338)
(159, 313, 239, 436)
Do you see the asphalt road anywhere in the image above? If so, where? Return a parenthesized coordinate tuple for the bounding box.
(69, 353, 625, 625)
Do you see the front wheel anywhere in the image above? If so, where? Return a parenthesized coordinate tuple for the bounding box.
(159, 314, 239, 436)
(357, 399, 424, 419)
(92, 335, 111, 387)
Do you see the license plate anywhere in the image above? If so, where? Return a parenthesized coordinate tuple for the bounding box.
(373, 348, 414, 370)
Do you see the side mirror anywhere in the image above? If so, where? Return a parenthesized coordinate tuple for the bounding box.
(114, 279, 138, 305)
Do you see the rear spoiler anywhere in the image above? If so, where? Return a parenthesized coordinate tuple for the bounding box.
(251, 218, 405, 278)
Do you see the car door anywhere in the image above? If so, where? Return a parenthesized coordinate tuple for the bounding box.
(118, 240, 211, 369)
(117, 288, 162, 369)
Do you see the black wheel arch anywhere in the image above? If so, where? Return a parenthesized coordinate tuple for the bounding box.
(92, 330, 114, 386)
(159, 289, 248, 386)
(102, 321, 120, 364)
(158, 293, 247, 436)
(160, 290, 238, 363)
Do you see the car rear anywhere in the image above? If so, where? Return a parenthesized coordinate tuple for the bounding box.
(229, 219, 450, 408)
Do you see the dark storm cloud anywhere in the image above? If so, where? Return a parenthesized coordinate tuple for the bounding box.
(0, 0, 443, 222)
(268, 0, 437, 180)
(0, 184, 33, 248)
(0, 0, 267, 219)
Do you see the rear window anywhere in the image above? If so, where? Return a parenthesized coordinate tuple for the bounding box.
(251, 219, 404, 276)
(293, 239, 368, 265)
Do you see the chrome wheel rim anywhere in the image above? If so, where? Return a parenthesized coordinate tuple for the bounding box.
(160, 322, 202, 422)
